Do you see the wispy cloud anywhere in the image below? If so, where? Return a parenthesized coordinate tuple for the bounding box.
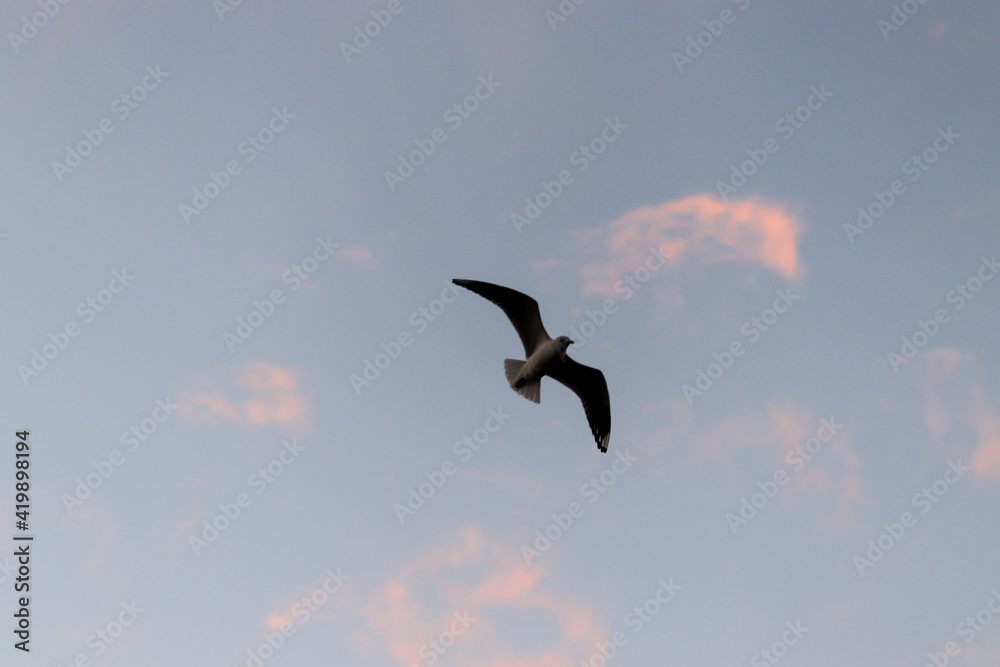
(917, 349, 1000, 480)
(688, 403, 812, 467)
(356, 526, 605, 666)
(179, 361, 314, 432)
(538, 194, 804, 297)
(679, 402, 863, 524)
(968, 389, 1000, 479)
(920, 348, 974, 438)
(336, 243, 378, 268)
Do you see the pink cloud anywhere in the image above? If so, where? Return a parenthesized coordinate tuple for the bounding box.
(356, 527, 606, 666)
(237, 362, 311, 425)
(688, 404, 811, 467)
(928, 21, 950, 43)
(252, 569, 355, 646)
(919, 348, 973, 438)
(785, 438, 864, 529)
(265, 611, 294, 632)
(968, 388, 1000, 479)
(179, 361, 314, 432)
(684, 403, 863, 523)
(180, 389, 243, 424)
(640, 397, 863, 523)
(914, 349, 1000, 481)
(924, 20, 981, 49)
(539, 194, 804, 297)
(336, 244, 378, 268)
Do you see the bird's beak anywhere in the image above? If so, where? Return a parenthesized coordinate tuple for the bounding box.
(568, 340, 574, 345)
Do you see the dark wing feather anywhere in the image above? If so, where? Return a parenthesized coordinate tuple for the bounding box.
(452, 279, 551, 357)
(547, 356, 611, 452)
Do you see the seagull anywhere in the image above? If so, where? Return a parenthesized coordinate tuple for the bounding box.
(453, 279, 611, 452)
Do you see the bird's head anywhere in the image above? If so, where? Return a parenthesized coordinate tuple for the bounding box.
(555, 335, 573, 359)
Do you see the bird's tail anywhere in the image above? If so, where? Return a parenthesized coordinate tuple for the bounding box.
(504, 359, 540, 404)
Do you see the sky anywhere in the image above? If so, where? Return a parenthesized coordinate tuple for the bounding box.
(2, 0, 1000, 665)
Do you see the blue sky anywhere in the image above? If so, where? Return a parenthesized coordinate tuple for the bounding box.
(2, 0, 1000, 665)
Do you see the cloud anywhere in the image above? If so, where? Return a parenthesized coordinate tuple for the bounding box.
(265, 611, 294, 632)
(968, 389, 1000, 479)
(786, 437, 864, 528)
(336, 244, 378, 268)
(680, 402, 863, 524)
(928, 21, 950, 43)
(925, 20, 983, 49)
(688, 403, 812, 467)
(246, 569, 356, 657)
(356, 526, 605, 666)
(917, 349, 1000, 481)
(178, 361, 314, 432)
(919, 348, 974, 438)
(538, 194, 804, 297)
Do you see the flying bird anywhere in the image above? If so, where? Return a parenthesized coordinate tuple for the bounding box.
(453, 279, 611, 452)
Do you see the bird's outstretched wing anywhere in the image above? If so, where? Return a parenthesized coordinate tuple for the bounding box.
(548, 357, 611, 452)
(452, 279, 551, 356)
